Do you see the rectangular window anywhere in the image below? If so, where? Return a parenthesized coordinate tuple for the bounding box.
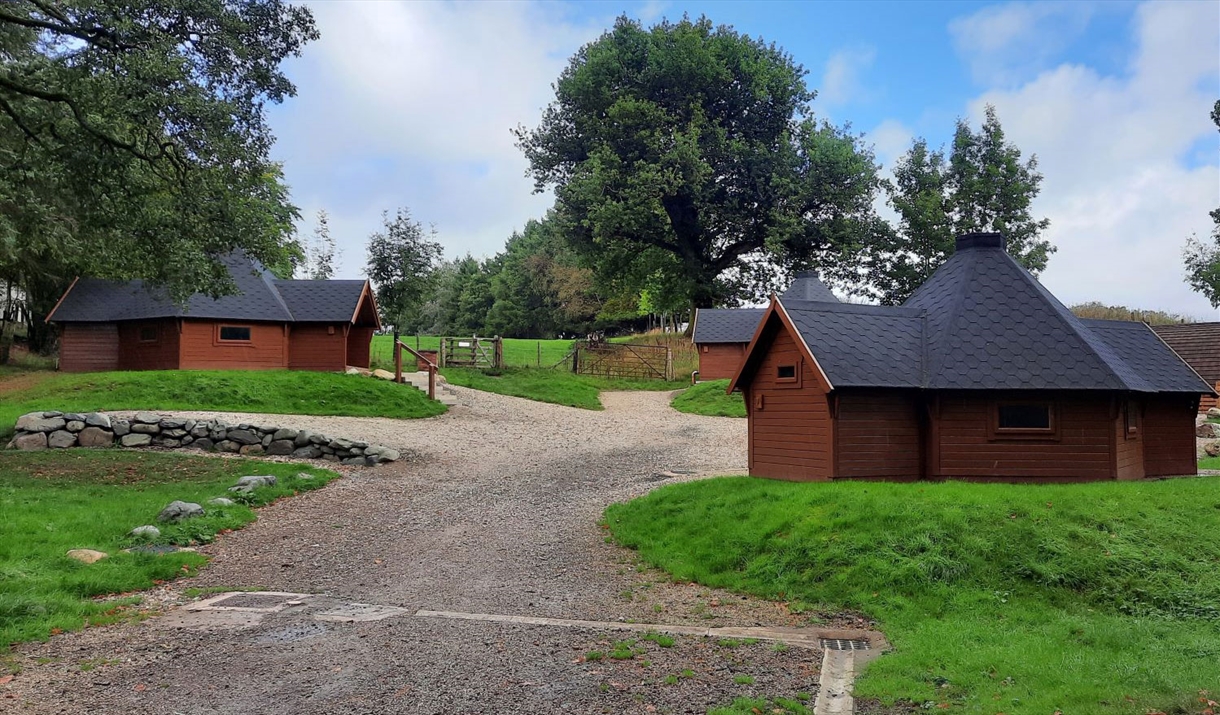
(1125, 400, 1140, 438)
(218, 326, 252, 342)
(138, 326, 158, 343)
(997, 404, 1051, 430)
(777, 365, 796, 380)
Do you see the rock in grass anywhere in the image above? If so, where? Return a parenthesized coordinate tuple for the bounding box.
(234, 475, 277, 489)
(296, 472, 315, 481)
(129, 525, 160, 539)
(239, 444, 265, 456)
(120, 433, 153, 448)
(15, 413, 66, 433)
(13, 432, 48, 450)
(291, 445, 322, 459)
(85, 413, 112, 429)
(207, 497, 235, 507)
(47, 430, 77, 449)
(157, 501, 204, 523)
(77, 427, 114, 447)
(66, 549, 109, 564)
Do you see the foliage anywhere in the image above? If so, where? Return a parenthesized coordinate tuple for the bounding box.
(1182, 100, 1220, 308)
(442, 367, 680, 410)
(606, 477, 1220, 713)
(0, 450, 337, 646)
(670, 379, 745, 417)
(0, 369, 445, 434)
(866, 106, 1053, 304)
(302, 209, 338, 280)
(365, 208, 443, 332)
(1069, 301, 1193, 325)
(0, 1, 317, 350)
(515, 15, 885, 311)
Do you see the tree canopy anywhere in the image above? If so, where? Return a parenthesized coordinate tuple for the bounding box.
(365, 208, 443, 333)
(515, 15, 885, 310)
(1182, 99, 1220, 308)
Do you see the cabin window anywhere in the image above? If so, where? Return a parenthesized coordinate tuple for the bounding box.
(777, 365, 797, 380)
(218, 325, 252, 342)
(1124, 400, 1140, 438)
(138, 326, 158, 343)
(990, 401, 1059, 441)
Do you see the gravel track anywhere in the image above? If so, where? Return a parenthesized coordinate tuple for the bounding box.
(6, 386, 854, 714)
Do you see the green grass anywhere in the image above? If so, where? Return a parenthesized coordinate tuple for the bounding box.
(710, 697, 809, 715)
(0, 369, 446, 435)
(370, 335, 575, 369)
(1198, 456, 1220, 470)
(442, 367, 682, 410)
(0, 450, 339, 647)
(605, 477, 1220, 714)
(670, 379, 746, 418)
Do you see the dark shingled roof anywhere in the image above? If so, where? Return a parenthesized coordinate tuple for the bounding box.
(781, 271, 839, 303)
(1150, 323, 1220, 385)
(692, 308, 766, 344)
(750, 233, 1211, 395)
(49, 251, 372, 325)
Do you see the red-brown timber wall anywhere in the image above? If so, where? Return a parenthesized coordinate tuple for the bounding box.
(834, 390, 922, 480)
(288, 324, 348, 371)
(1143, 395, 1197, 477)
(346, 327, 374, 369)
(178, 320, 287, 370)
(1199, 382, 1219, 413)
(1114, 398, 1145, 480)
(58, 323, 119, 373)
(697, 343, 747, 380)
(931, 392, 1115, 481)
(744, 327, 833, 481)
(116, 319, 180, 371)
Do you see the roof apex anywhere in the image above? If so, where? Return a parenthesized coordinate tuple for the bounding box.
(956, 232, 1005, 251)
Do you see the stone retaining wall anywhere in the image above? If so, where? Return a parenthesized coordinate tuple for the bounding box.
(8, 411, 400, 466)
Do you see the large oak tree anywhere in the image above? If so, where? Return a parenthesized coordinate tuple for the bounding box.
(515, 15, 885, 311)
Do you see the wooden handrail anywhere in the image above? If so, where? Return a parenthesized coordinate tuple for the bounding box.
(395, 339, 436, 401)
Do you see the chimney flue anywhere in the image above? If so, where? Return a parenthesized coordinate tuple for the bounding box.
(956, 232, 1005, 251)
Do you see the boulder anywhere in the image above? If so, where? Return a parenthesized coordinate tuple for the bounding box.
(112, 419, 131, 437)
(261, 434, 273, 447)
(159, 418, 185, 429)
(152, 437, 182, 448)
(272, 428, 298, 442)
(329, 438, 354, 451)
(47, 430, 77, 449)
(293, 430, 315, 447)
(66, 549, 108, 564)
(130, 422, 161, 435)
(291, 445, 322, 459)
(157, 500, 204, 522)
(309, 433, 328, 445)
(226, 429, 260, 445)
(1197, 422, 1219, 438)
(1206, 441, 1220, 458)
(85, 413, 112, 429)
(207, 497, 235, 507)
(234, 475, 277, 489)
(133, 412, 161, 424)
(341, 456, 371, 466)
(13, 432, 48, 450)
(42, 411, 62, 417)
(77, 427, 114, 448)
(129, 525, 160, 539)
(216, 440, 240, 453)
(15, 413, 66, 433)
(192, 438, 215, 451)
(239, 444, 265, 456)
(120, 433, 153, 447)
(266, 440, 295, 456)
(372, 369, 396, 381)
(321, 454, 340, 463)
(63, 413, 87, 423)
(296, 472, 315, 481)
(163, 428, 188, 439)
(1208, 407, 1220, 419)
(65, 420, 85, 433)
(189, 424, 210, 438)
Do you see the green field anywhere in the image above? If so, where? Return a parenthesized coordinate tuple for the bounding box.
(0, 369, 446, 436)
(443, 367, 681, 410)
(370, 335, 575, 369)
(0, 450, 338, 648)
(670, 379, 746, 417)
(606, 477, 1220, 713)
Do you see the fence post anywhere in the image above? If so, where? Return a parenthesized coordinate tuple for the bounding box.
(537, 341, 541, 367)
(394, 339, 403, 384)
(666, 346, 673, 381)
(572, 346, 579, 373)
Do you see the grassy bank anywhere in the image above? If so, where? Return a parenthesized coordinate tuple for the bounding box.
(443, 367, 681, 410)
(0, 369, 446, 435)
(0, 450, 338, 648)
(606, 477, 1220, 713)
(370, 335, 575, 370)
(670, 379, 745, 417)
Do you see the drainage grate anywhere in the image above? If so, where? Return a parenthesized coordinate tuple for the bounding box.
(820, 638, 871, 651)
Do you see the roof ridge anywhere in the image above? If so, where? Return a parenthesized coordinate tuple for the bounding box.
(920, 248, 977, 385)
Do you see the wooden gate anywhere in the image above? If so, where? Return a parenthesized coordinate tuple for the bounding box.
(571, 339, 672, 381)
(440, 336, 503, 369)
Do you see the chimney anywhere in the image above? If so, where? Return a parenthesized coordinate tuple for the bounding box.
(956, 232, 1005, 251)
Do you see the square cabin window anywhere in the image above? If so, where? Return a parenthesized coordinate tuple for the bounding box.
(218, 325, 252, 342)
(997, 403, 1052, 430)
(776, 364, 797, 381)
(138, 326, 158, 343)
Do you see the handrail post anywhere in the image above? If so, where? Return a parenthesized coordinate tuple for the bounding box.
(428, 366, 435, 401)
(394, 335, 402, 384)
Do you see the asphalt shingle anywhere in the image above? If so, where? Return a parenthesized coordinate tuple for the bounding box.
(692, 309, 766, 344)
(782, 301, 923, 388)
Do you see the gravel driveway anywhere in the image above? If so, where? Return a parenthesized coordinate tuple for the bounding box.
(7, 387, 857, 714)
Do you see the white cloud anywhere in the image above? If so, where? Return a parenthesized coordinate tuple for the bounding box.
(818, 46, 876, 107)
(269, 1, 606, 277)
(960, 0, 1220, 318)
(949, 1, 1095, 85)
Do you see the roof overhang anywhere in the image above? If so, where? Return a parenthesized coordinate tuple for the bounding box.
(352, 281, 382, 330)
(44, 277, 79, 323)
(726, 296, 833, 395)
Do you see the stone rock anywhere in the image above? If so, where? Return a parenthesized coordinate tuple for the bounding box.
(63, 413, 87, 423)
(47, 430, 77, 449)
(341, 456, 371, 466)
(210, 428, 227, 441)
(1206, 441, 1220, 458)
(66, 549, 108, 564)
(1208, 407, 1220, 419)
(13, 432, 48, 450)
(266, 440, 295, 456)
(296, 472, 315, 481)
(42, 411, 62, 418)
(77, 427, 114, 447)
(85, 413, 112, 429)
(227, 429, 260, 445)
(152, 437, 182, 448)
(1197, 422, 1219, 438)
(181, 436, 194, 445)
(120, 433, 153, 447)
(345, 366, 361, 375)
(216, 440, 240, 453)
(234, 475, 277, 489)
(15, 413, 66, 433)
(293, 430, 315, 447)
(133, 412, 161, 424)
(190, 424, 210, 438)
(352, 441, 368, 449)
(184, 420, 196, 432)
(207, 497, 235, 507)
(329, 438, 353, 451)
(163, 428, 188, 439)
(261, 434, 273, 447)
(375, 447, 400, 462)
(129, 525, 161, 539)
(291, 445, 322, 459)
(157, 500, 204, 523)
(239, 444, 265, 456)
(130, 422, 161, 435)
(309, 433, 328, 445)
(65, 420, 85, 433)
(372, 369, 396, 381)
(112, 419, 131, 437)
(192, 438, 215, 451)
(321, 454, 340, 463)
(348, 447, 364, 456)
(159, 418, 185, 429)
(272, 428, 298, 442)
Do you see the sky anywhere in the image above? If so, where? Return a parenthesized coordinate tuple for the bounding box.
(266, 0, 1220, 318)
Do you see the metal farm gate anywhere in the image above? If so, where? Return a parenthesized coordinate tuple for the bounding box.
(570, 339, 672, 381)
(440, 336, 503, 369)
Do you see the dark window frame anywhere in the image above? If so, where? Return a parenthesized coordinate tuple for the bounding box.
(775, 359, 802, 388)
(1124, 399, 1141, 439)
(215, 324, 253, 344)
(988, 400, 1060, 441)
(137, 325, 159, 344)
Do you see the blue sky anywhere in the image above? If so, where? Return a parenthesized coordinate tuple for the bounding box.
(266, 0, 1219, 317)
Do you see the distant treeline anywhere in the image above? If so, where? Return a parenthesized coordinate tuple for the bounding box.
(1069, 302, 1194, 325)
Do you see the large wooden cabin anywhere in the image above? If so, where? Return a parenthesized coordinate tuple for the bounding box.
(47, 252, 380, 373)
(1151, 323, 1220, 412)
(729, 233, 1213, 482)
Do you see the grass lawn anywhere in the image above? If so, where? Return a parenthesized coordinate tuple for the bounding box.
(670, 379, 745, 417)
(0, 450, 338, 649)
(1198, 456, 1220, 470)
(442, 367, 682, 410)
(605, 477, 1220, 714)
(0, 369, 446, 436)
(370, 335, 575, 369)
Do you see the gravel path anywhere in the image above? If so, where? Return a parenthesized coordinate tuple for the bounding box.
(6, 387, 861, 714)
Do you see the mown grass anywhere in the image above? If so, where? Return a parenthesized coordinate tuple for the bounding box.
(1197, 455, 1220, 470)
(441, 367, 681, 410)
(0, 450, 338, 648)
(670, 379, 745, 417)
(370, 335, 575, 370)
(605, 477, 1220, 713)
(0, 369, 446, 436)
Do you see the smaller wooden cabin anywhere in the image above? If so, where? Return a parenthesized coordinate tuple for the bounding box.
(47, 252, 381, 373)
(729, 233, 1213, 483)
(692, 272, 837, 380)
(1151, 323, 1220, 412)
